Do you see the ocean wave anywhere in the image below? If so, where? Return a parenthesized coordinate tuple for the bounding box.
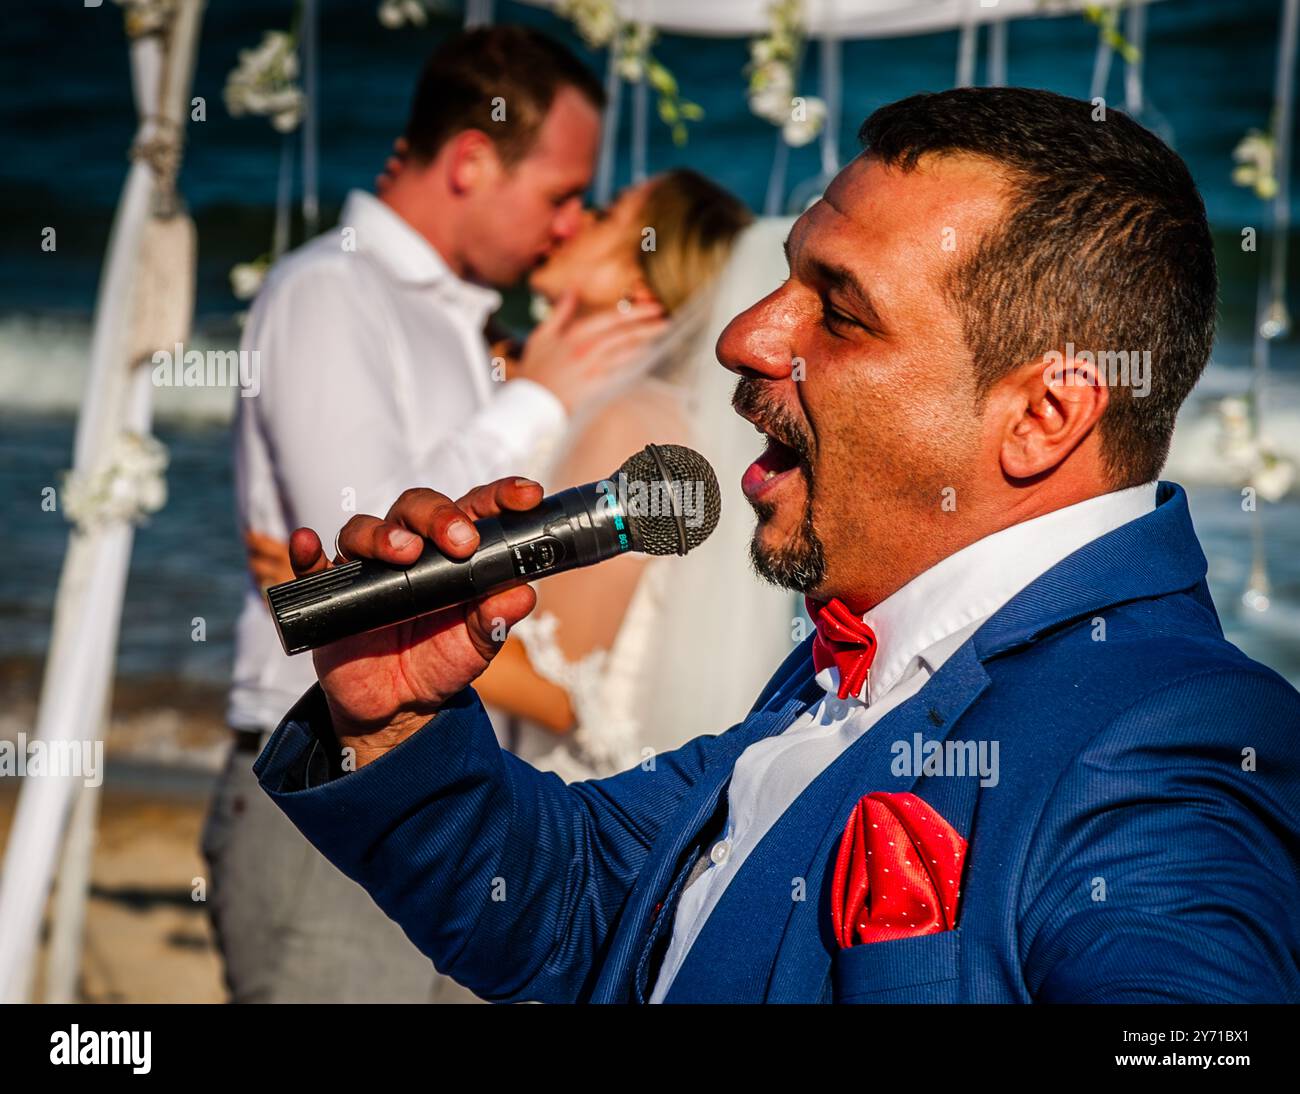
(4, 312, 1300, 490)
(0, 313, 243, 426)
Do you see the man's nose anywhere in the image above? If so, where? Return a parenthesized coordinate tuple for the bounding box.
(716, 289, 798, 381)
(552, 198, 585, 242)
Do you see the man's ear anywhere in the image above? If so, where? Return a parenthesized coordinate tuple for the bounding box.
(996, 346, 1109, 480)
(444, 129, 501, 196)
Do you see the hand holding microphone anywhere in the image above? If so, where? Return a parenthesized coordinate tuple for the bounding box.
(276, 445, 720, 767)
(284, 477, 544, 767)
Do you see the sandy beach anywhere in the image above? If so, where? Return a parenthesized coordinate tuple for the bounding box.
(0, 663, 229, 1004)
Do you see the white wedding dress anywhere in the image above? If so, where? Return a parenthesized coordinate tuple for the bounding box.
(505, 218, 800, 781)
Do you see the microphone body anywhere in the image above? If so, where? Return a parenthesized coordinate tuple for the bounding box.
(268, 481, 634, 655)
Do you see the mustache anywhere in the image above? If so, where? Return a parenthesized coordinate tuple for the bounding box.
(731, 378, 813, 463)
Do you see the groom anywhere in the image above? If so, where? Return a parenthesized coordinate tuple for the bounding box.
(254, 88, 1300, 1002)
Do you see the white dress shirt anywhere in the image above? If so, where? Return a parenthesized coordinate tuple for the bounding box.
(228, 190, 566, 731)
(649, 480, 1158, 1001)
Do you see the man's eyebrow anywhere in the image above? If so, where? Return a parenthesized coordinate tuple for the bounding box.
(813, 258, 885, 331)
(784, 230, 887, 332)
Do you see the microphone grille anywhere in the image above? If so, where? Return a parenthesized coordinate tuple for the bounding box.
(615, 444, 721, 556)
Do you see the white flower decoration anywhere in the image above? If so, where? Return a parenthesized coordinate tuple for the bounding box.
(377, 0, 428, 29)
(62, 433, 169, 532)
(748, 61, 795, 123)
(229, 259, 269, 302)
(224, 30, 304, 133)
(1254, 453, 1297, 503)
(1214, 395, 1296, 501)
(782, 94, 827, 147)
(1233, 129, 1279, 202)
(615, 23, 657, 82)
(558, 0, 620, 48)
(746, 0, 823, 145)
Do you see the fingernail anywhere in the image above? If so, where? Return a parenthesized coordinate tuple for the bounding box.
(447, 520, 476, 547)
(388, 528, 418, 550)
(513, 477, 539, 489)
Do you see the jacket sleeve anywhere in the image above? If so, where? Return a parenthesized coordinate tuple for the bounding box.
(254, 683, 735, 1003)
(1018, 666, 1300, 1003)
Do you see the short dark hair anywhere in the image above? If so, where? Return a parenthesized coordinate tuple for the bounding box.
(404, 26, 605, 166)
(860, 87, 1217, 488)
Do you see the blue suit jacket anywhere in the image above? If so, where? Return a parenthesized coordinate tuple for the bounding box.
(256, 483, 1300, 1002)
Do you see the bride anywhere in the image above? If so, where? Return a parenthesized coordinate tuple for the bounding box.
(476, 169, 797, 780)
(248, 170, 797, 780)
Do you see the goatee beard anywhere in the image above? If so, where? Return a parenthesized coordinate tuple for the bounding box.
(733, 375, 826, 590)
(748, 490, 827, 593)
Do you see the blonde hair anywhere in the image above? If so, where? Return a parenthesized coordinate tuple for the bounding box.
(637, 169, 754, 314)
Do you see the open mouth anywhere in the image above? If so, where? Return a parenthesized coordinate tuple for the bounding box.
(742, 429, 806, 502)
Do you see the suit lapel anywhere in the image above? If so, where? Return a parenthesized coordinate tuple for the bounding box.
(588, 640, 822, 1003)
(760, 640, 990, 1002)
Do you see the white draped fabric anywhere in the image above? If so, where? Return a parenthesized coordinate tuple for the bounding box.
(0, 0, 205, 1002)
(522, 0, 1167, 39)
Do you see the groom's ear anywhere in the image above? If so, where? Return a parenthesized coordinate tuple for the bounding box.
(443, 129, 502, 196)
(995, 347, 1109, 481)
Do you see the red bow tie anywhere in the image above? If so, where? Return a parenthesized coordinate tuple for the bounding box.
(807, 596, 878, 701)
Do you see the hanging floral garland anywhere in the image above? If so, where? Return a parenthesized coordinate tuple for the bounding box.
(1225, 99, 1293, 500)
(1233, 129, 1279, 202)
(1239, 129, 1289, 344)
(224, 29, 305, 134)
(748, 0, 826, 147)
(1213, 396, 1295, 503)
(223, 15, 307, 304)
(1079, 2, 1140, 63)
(378, 0, 431, 28)
(1226, 120, 1294, 501)
(558, 0, 703, 146)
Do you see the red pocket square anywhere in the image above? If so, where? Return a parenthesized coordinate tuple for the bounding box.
(830, 791, 967, 948)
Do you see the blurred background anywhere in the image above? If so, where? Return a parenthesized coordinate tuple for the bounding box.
(1, 0, 1297, 1001)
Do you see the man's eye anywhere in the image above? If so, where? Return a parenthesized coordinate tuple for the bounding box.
(822, 301, 860, 336)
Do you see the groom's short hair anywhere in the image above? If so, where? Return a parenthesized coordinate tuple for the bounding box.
(860, 88, 1217, 489)
(404, 26, 605, 167)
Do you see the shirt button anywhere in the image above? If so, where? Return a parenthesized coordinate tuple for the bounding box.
(709, 840, 731, 866)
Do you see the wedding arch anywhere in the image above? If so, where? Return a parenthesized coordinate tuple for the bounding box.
(0, 0, 1294, 1003)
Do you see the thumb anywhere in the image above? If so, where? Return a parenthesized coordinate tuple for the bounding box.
(540, 289, 579, 334)
(464, 585, 538, 658)
(289, 527, 330, 577)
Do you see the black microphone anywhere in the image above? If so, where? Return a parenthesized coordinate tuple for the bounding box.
(267, 443, 721, 655)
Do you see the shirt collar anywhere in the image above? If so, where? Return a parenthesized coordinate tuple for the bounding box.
(814, 481, 1158, 705)
(337, 189, 502, 318)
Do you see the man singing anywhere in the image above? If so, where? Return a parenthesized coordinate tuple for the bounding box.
(252, 88, 1300, 1003)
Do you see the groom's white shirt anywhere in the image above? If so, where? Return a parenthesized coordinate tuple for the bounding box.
(649, 480, 1158, 1001)
(229, 190, 565, 732)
